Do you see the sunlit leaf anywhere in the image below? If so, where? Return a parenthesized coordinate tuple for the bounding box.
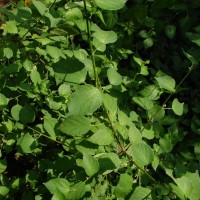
(172, 98, 184, 116)
(58, 115, 91, 137)
(94, 0, 127, 10)
(69, 85, 102, 115)
(82, 154, 99, 176)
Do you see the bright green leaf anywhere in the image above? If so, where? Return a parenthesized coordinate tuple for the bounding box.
(175, 176, 193, 198)
(0, 93, 8, 110)
(114, 173, 133, 198)
(11, 104, 22, 121)
(69, 85, 102, 115)
(0, 159, 7, 174)
(93, 29, 117, 44)
(44, 178, 70, 196)
(32, 0, 48, 16)
(1, 21, 18, 34)
(94, 0, 126, 10)
(130, 186, 151, 200)
(88, 128, 114, 145)
(172, 98, 184, 116)
(43, 116, 58, 140)
(107, 68, 122, 85)
(155, 76, 176, 92)
(129, 143, 154, 167)
(0, 186, 9, 196)
(68, 182, 86, 200)
(17, 133, 37, 154)
(83, 154, 99, 176)
(132, 97, 154, 110)
(58, 115, 91, 137)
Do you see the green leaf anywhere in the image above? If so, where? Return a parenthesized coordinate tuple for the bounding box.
(19, 104, 35, 124)
(32, 0, 48, 16)
(88, 128, 114, 145)
(1, 21, 18, 34)
(0, 93, 8, 110)
(58, 84, 71, 97)
(114, 173, 133, 198)
(30, 70, 41, 85)
(142, 128, 154, 140)
(132, 97, 154, 110)
(165, 25, 176, 39)
(44, 178, 70, 196)
(182, 49, 197, 65)
(53, 58, 86, 84)
(0, 186, 9, 196)
(17, 133, 37, 154)
(69, 85, 102, 115)
(43, 116, 58, 140)
(46, 45, 65, 60)
(102, 93, 118, 122)
(129, 143, 154, 167)
(0, 159, 7, 174)
(94, 0, 126, 10)
(130, 186, 151, 200)
(107, 68, 122, 85)
(58, 115, 91, 137)
(148, 105, 165, 121)
(68, 182, 86, 200)
(128, 124, 142, 145)
(185, 172, 200, 200)
(143, 37, 154, 49)
(11, 104, 23, 121)
(159, 137, 173, 153)
(174, 176, 193, 198)
(3, 47, 13, 59)
(82, 154, 99, 176)
(93, 29, 117, 44)
(172, 98, 184, 116)
(155, 76, 176, 92)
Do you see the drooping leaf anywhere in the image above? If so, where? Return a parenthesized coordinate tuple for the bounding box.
(82, 154, 99, 176)
(94, 0, 126, 10)
(58, 115, 91, 137)
(88, 128, 114, 145)
(107, 68, 122, 85)
(129, 143, 154, 167)
(69, 85, 102, 115)
(172, 98, 184, 116)
(114, 173, 133, 198)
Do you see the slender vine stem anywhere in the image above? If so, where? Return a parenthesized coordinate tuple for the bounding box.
(83, 0, 98, 87)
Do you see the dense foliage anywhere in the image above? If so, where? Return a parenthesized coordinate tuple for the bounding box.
(0, 0, 200, 199)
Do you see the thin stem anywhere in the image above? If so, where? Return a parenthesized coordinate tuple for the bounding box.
(83, 0, 98, 87)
